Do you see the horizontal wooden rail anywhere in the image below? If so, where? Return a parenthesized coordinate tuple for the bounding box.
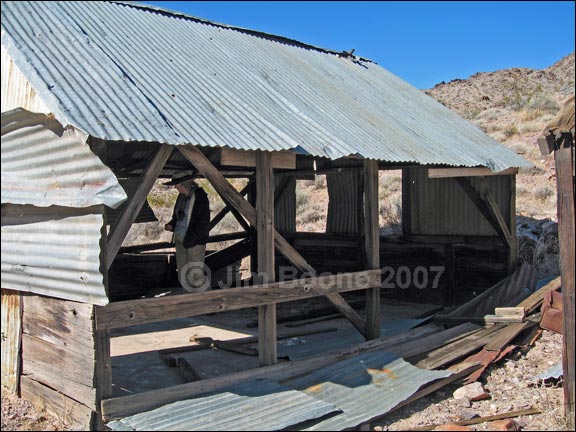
(96, 269, 381, 330)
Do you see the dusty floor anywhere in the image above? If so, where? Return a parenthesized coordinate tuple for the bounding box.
(1, 299, 568, 431)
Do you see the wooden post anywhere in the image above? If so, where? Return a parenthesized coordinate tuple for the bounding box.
(508, 174, 518, 274)
(256, 151, 277, 366)
(0, 289, 23, 394)
(555, 135, 575, 429)
(106, 144, 173, 269)
(178, 145, 367, 336)
(248, 177, 258, 276)
(364, 160, 380, 340)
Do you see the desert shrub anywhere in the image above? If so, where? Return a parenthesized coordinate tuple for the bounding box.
(379, 193, 402, 227)
(519, 165, 544, 175)
(503, 124, 519, 138)
(528, 93, 560, 114)
(510, 143, 528, 155)
(314, 175, 326, 190)
(295, 186, 310, 208)
(533, 185, 554, 201)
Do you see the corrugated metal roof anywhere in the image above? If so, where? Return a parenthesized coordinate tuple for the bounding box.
(106, 378, 339, 431)
(1, 1, 531, 171)
(284, 350, 453, 431)
(1, 205, 109, 306)
(1, 108, 127, 208)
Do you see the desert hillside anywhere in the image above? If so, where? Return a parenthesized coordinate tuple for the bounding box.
(425, 52, 575, 221)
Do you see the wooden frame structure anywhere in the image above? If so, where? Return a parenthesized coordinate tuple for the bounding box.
(1, 137, 523, 429)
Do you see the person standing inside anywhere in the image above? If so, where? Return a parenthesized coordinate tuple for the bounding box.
(164, 170, 211, 292)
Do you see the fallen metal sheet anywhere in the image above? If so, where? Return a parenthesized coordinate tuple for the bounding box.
(534, 361, 563, 382)
(277, 318, 426, 360)
(284, 350, 452, 431)
(106, 378, 339, 431)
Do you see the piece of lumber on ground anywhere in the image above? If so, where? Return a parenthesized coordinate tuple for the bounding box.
(213, 340, 259, 356)
(485, 320, 537, 352)
(406, 407, 541, 431)
(414, 325, 503, 370)
(516, 276, 561, 314)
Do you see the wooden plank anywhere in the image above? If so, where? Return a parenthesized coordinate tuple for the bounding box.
(388, 322, 482, 359)
(21, 334, 95, 387)
(554, 136, 575, 428)
(256, 151, 277, 366)
(96, 269, 380, 330)
(209, 182, 251, 230)
(485, 320, 536, 352)
(428, 167, 518, 178)
(408, 407, 541, 431)
(94, 329, 112, 430)
(220, 147, 296, 169)
(415, 325, 502, 370)
(1, 289, 22, 394)
(178, 145, 367, 335)
(101, 323, 439, 421)
(364, 159, 380, 340)
(516, 276, 561, 314)
(22, 294, 95, 361)
(106, 144, 173, 269)
(507, 174, 518, 273)
(20, 376, 94, 430)
(21, 363, 97, 408)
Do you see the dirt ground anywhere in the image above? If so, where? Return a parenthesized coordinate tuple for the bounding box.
(1, 324, 567, 431)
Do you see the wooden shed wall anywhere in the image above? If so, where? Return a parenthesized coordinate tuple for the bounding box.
(326, 171, 362, 235)
(19, 294, 98, 428)
(403, 167, 513, 236)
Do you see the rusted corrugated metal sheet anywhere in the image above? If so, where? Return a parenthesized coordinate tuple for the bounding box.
(1, 108, 127, 209)
(404, 167, 513, 236)
(1, 1, 531, 171)
(284, 350, 453, 430)
(1, 289, 22, 393)
(1, 205, 109, 305)
(106, 378, 338, 431)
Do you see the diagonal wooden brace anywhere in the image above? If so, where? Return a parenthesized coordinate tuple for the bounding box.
(178, 145, 367, 336)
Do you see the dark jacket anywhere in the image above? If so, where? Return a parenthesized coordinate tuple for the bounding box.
(168, 186, 210, 248)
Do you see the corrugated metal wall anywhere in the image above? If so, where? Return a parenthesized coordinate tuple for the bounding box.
(1, 205, 109, 306)
(1, 45, 50, 114)
(326, 171, 361, 235)
(403, 167, 513, 236)
(275, 176, 296, 233)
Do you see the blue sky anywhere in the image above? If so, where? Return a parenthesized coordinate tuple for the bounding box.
(141, 1, 575, 89)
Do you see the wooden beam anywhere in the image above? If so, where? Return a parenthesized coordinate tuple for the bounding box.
(554, 135, 575, 429)
(177, 145, 367, 335)
(209, 183, 251, 230)
(455, 176, 513, 248)
(96, 269, 380, 330)
(106, 144, 173, 269)
(256, 151, 277, 366)
(220, 147, 296, 169)
(364, 160, 380, 340)
(507, 173, 518, 273)
(428, 167, 518, 178)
